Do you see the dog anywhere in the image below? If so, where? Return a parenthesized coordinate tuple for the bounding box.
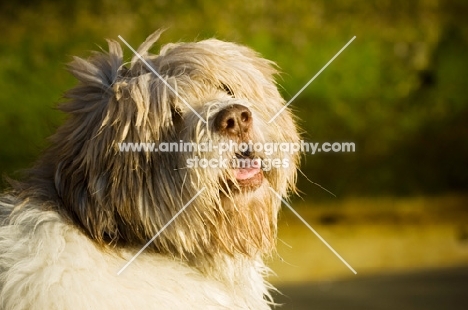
(0, 30, 299, 309)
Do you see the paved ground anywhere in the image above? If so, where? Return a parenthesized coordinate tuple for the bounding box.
(274, 266, 468, 310)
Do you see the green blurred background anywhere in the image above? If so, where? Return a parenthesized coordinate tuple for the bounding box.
(1, 0, 467, 197)
(1, 0, 467, 289)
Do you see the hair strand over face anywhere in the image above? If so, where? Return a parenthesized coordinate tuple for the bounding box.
(10, 30, 300, 266)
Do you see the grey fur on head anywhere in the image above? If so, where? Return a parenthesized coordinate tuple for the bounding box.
(12, 29, 300, 263)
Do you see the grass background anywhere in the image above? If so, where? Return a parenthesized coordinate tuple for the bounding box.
(0, 0, 467, 282)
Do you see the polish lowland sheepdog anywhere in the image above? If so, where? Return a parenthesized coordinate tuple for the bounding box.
(0, 30, 299, 309)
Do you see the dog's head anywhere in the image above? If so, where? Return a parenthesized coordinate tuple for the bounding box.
(30, 30, 300, 260)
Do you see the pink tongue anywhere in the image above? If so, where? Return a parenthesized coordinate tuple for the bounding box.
(235, 167, 260, 180)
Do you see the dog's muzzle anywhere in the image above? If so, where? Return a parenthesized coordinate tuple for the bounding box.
(214, 104, 263, 189)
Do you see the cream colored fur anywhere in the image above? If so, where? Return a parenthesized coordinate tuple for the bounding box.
(0, 197, 272, 309)
(0, 30, 299, 309)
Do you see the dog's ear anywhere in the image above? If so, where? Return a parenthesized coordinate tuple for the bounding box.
(53, 33, 183, 244)
(66, 39, 123, 95)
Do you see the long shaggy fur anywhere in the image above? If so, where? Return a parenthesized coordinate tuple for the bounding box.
(0, 30, 300, 309)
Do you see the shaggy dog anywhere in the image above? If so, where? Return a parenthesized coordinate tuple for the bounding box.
(0, 30, 299, 309)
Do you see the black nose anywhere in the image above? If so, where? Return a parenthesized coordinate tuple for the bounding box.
(214, 104, 252, 137)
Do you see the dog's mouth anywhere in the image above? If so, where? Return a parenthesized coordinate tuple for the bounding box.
(234, 166, 263, 186)
(231, 154, 264, 190)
